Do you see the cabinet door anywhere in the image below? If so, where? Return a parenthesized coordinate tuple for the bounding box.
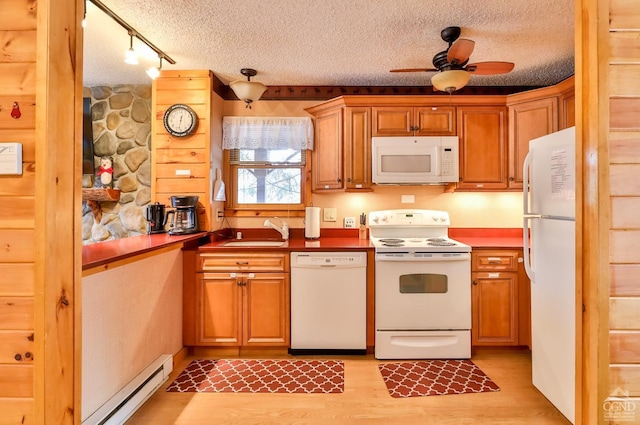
(344, 107, 372, 190)
(371, 107, 412, 136)
(312, 108, 344, 190)
(243, 273, 290, 346)
(457, 106, 508, 190)
(559, 89, 575, 130)
(471, 272, 518, 345)
(198, 273, 242, 345)
(508, 97, 558, 189)
(414, 106, 456, 136)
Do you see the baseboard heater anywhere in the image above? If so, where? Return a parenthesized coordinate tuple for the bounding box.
(82, 354, 173, 425)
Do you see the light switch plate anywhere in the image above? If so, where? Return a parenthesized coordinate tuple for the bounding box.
(401, 194, 415, 203)
(0, 143, 22, 175)
(323, 207, 337, 222)
(344, 217, 356, 228)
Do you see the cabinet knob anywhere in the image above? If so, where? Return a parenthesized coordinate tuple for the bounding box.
(472, 280, 478, 286)
(337, 178, 341, 183)
(509, 176, 515, 181)
(347, 177, 352, 183)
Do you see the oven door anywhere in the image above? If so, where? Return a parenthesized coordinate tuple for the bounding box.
(375, 252, 471, 330)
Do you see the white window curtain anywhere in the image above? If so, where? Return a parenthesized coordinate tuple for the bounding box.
(222, 116, 314, 150)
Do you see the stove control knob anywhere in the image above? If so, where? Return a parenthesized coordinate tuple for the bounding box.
(439, 216, 446, 222)
(431, 215, 438, 222)
(371, 215, 379, 223)
(381, 215, 388, 222)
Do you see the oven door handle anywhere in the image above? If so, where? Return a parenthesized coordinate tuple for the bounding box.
(375, 253, 470, 262)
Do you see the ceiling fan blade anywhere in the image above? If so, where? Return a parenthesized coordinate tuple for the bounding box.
(465, 61, 515, 75)
(447, 39, 475, 64)
(390, 68, 438, 73)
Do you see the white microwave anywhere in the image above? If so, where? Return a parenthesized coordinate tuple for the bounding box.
(371, 136, 460, 184)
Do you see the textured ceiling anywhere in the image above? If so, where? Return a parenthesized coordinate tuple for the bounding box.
(82, 0, 575, 89)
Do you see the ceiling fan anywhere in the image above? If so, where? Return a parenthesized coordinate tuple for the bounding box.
(391, 26, 515, 93)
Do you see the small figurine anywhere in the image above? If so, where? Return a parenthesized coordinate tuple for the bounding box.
(95, 156, 114, 189)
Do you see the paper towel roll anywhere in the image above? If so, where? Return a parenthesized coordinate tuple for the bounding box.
(305, 206, 321, 239)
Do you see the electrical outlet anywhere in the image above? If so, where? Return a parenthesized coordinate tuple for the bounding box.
(323, 208, 337, 222)
(216, 208, 224, 221)
(344, 217, 356, 228)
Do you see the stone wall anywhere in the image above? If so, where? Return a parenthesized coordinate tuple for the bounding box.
(82, 85, 152, 244)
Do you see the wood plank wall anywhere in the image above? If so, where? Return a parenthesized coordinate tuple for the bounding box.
(608, 0, 640, 403)
(0, 1, 37, 423)
(152, 70, 213, 230)
(1, 0, 81, 423)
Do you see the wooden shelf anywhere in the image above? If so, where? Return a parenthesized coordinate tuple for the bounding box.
(82, 188, 121, 202)
(82, 189, 121, 222)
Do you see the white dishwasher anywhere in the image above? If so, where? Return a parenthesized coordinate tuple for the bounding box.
(289, 251, 367, 354)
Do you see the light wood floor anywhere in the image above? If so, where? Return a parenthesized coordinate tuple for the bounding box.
(125, 347, 571, 425)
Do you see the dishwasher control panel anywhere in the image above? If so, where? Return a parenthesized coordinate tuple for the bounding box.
(291, 252, 366, 267)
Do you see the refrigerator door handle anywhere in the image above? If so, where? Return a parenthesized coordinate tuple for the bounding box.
(523, 150, 534, 215)
(523, 215, 535, 282)
(523, 150, 535, 282)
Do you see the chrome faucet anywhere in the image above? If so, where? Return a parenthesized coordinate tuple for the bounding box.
(264, 217, 289, 240)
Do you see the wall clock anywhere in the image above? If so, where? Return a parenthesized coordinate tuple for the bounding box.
(163, 104, 198, 137)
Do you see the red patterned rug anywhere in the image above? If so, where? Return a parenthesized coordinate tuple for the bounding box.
(166, 359, 344, 394)
(378, 360, 500, 398)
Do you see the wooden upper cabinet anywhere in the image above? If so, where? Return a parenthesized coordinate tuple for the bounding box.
(456, 106, 508, 190)
(372, 106, 456, 136)
(559, 88, 575, 130)
(508, 97, 558, 189)
(311, 107, 344, 191)
(307, 100, 372, 192)
(414, 107, 456, 135)
(344, 107, 372, 190)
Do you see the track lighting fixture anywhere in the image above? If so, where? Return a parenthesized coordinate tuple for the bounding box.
(124, 32, 138, 65)
(88, 0, 175, 78)
(146, 56, 163, 80)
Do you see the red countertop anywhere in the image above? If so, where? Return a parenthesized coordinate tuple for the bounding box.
(82, 232, 209, 270)
(449, 228, 524, 248)
(201, 228, 524, 251)
(200, 228, 373, 251)
(82, 228, 524, 269)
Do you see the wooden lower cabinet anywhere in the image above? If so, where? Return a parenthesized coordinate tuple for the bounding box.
(472, 271, 518, 345)
(198, 272, 290, 346)
(186, 252, 290, 347)
(471, 249, 530, 347)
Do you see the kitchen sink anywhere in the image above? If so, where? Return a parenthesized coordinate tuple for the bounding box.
(223, 241, 286, 247)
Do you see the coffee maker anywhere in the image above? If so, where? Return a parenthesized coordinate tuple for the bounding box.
(146, 202, 167, 234)
(165, 195, 199, 235)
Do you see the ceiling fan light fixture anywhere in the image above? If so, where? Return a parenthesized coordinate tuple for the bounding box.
(229, 68, 267, 109)
(431, 70, 471, 94)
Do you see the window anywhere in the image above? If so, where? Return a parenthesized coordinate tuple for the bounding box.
(222, 117, 313, 214)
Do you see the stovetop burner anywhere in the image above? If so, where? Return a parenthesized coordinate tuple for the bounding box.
(378, 238, 404, 244)
(427, 237, 456, 246)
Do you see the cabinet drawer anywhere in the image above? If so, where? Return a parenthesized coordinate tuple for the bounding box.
(198, 253, 288, 272)
(472, 251, 518, 271)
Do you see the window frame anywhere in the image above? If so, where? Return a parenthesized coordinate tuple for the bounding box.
(223, 149, 311, 217)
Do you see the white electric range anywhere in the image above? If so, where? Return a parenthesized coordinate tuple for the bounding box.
(369, 209, 472, 359)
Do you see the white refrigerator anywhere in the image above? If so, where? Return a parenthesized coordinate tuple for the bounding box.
(523, 126, 575, 424)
